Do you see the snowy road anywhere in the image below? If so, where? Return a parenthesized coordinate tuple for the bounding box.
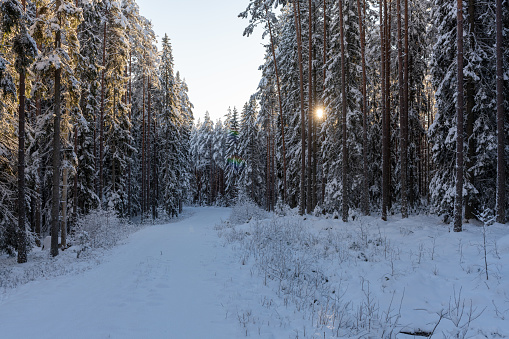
(0, 207, 240, 339)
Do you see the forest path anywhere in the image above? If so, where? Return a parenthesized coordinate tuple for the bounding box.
(0, 207, 240, 339)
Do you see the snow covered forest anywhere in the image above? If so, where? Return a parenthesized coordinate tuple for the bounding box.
(0, 0, 509, 337)
(1, 0, 193, 261)
(192, 0, 508, 224)
(0, 0, 508, 266)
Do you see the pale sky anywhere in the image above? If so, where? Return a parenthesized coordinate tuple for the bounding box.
(135, 0, 266, 123)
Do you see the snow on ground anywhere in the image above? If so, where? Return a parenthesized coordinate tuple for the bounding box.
(1, 205, 508, 339)
(0, 207, 242, 338)
(217, 204, 509, 338)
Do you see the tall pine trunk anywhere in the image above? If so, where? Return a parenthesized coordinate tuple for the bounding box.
(142, 75, 146, 216)
(61, 165, 68, 249)
(152, 106, 157, 219)
(339, 0, 348, 222)
(307, 0, 314, 214)
(17, 0, 27, 264)
(464, 0, 475, 220)
(51, 0, 62, 257)
(73, 128, 78, 222)
(35, 89, 42, 246)
(381, 0, 389, 221)
(454, 0, 464, 232)
(147, 77, 152, 216)
(128, 56, 132, 219)
(496, 0, 506, 223)
(292, 0, 307, 215)
(357, 0, 368, 216)
(385, 0, 392, 212)
(403, 0, 409, 216)
(397, 0, 408, 218)
(99, 20, 107, 203)
(322, 0, 327, 206)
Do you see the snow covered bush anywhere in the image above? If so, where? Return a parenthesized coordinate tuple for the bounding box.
(228, 195, 269, 225)
(218, 213, 507, 338)
(72, 208, 130, 254)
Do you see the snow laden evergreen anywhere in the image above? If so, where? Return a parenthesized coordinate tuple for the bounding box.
(429, 0, 504, 219)
(186, 0, 508, 226)
(0, 0, 194, 259)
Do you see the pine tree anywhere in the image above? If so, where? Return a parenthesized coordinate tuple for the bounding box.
(224, 107, 240, 202)
(292, 0, 307, 215)
(496, 0, 505, 223)
(429, 0, 459, 218)
(239, 98, 263, 204)
(0, 0, 23, 255)
(30, 0, 82, 255)
(0, 0, 38, 262)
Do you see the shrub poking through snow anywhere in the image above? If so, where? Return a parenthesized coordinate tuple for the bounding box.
(217, 212, 509, 338)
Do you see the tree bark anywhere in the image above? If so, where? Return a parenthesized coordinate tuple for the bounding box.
(35, 89, 41, 246)
(339, 0, 348, 222)
(496, 0, 506, 223)
(454, 0, 464, 232)
(99, 20, 107, 204)
(292, 0, 307, 215)
(464, 0, 475, 220)
(357, 0, 368, 215)
(322, 0, 327, 206)
(61, 165, 68, 249)
(142, 75, 146, 216)
(385, 0, 392, 212)
(381, 0, 388, 221)
(73, 128, 78, 222)
(17, 0, 27, 263)
(398, 0, 408, 218)
(152, 103, 157, 219)
(51, 0, 62, 257)
(128, 55, 132, 219)
(403, 0, 409, 215)
(147, 77, 152, 216)
(307, 0, 314, 214)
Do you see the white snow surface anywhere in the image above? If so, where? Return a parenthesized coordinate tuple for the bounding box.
(1, 206, 509, 339)
(0, 207, 241, 338)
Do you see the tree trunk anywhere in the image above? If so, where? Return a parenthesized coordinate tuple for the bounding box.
(307, 0, 314, 214)
(61, 166, 68, 249)
(381, 0, 388, 221)
(454, 0, 464, 232)
(385, 0, 392, 213)
(339, 0, 348, 222)
(312, 41, 318, 210)
(128, 55, 132, 219)
(142, 75, 146, 216)
(99, 20, 107, 204)
(403, 0, 409, 216)
(464, 0, 475, 220)
(17, 0, 27, 263)
(147, 77, 152, 216)
(51, 0, 62, 257)
(357, 0, 368, 215)
(322, 0, 327, 207)
(153, 111, 157, 219)
(496, 0, 506, 223)
(398, 0, 408, 218)
(73, 128, 78, 222)
(292, 0, 307, 215)
(35, 92, 41, 246)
